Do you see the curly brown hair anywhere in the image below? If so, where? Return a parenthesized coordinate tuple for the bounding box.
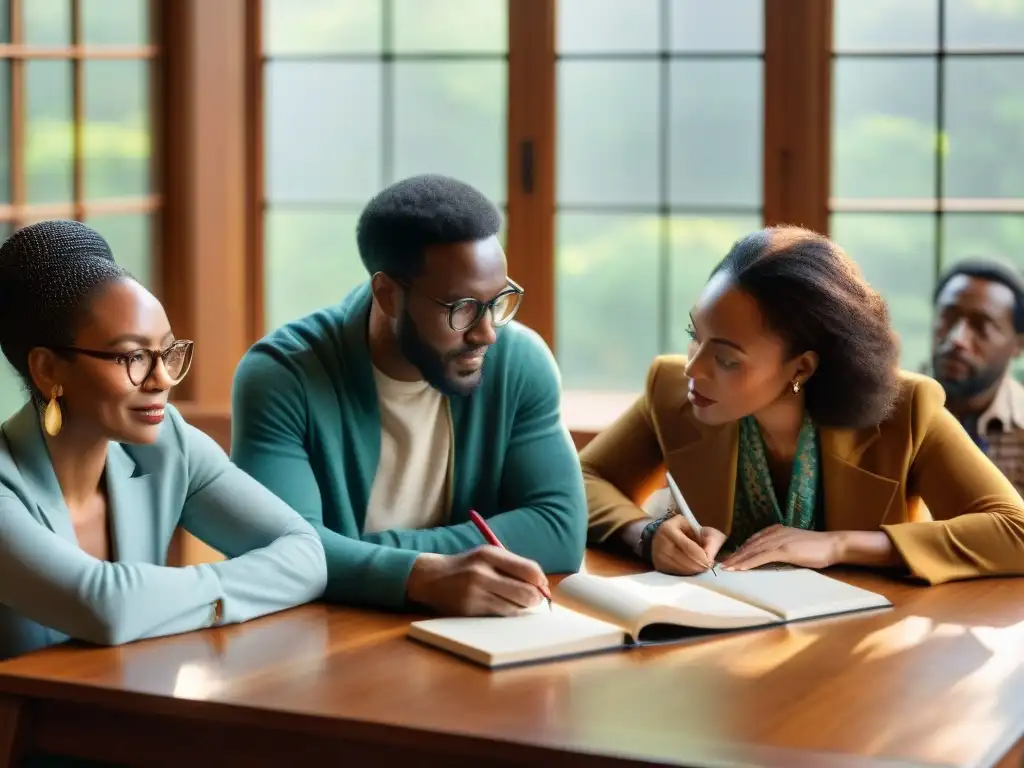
(710, 226, 901, 429)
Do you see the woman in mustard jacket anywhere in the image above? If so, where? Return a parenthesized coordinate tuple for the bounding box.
(582, 226, 1024, 585)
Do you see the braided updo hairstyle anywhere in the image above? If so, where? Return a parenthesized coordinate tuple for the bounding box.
(0, 220, 129, 402)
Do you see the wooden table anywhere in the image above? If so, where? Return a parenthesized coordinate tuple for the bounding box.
(0, 551, 1022, 768)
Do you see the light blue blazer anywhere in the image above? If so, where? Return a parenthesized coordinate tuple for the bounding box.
(0, 401, 328, 660)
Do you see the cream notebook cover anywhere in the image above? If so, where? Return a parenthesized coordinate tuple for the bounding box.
(407, 567, 891, 668)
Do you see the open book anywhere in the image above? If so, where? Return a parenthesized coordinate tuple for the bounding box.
(407, 567, 891, 668)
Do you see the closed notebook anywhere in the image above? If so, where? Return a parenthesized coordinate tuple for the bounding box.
(407, 567, 891, 668)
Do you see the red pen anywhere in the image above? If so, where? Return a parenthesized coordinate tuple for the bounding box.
(468, 509, 552, 611)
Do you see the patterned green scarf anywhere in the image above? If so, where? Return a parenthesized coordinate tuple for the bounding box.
(724, 414, 821, 553)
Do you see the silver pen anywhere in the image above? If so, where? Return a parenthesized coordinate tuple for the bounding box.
(665, 471, 717, 576)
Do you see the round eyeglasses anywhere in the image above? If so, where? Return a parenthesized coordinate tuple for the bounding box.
(53, 340, 195, 386)
(397, 278, 525, 332)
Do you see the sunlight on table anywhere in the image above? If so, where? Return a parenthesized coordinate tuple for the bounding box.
(851, 615, 941, 662)
(172, 662, 224, 700)
(718, 629, 819, 678)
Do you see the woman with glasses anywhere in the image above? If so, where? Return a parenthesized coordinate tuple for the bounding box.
(0, 220, 327, 660)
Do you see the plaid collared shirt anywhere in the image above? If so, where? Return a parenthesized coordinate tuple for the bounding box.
(971, 374, 1024, 496)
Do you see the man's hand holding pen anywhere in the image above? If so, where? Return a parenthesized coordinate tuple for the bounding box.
(406, 547, 550, 617)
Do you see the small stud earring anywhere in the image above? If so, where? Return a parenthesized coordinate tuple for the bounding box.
(43, 384, 63, 436)
(791, 380, 801, 395)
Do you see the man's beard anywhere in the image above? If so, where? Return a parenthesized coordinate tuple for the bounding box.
(932, 350, 1006, 402)
(396, 308, 485, 397)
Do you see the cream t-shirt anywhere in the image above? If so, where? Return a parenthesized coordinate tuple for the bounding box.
(363, 366, 452, 533)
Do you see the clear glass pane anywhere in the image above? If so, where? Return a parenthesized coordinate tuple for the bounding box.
(668, 214, 762, 353)
(830, 213, 936, 373)
(264, 62, 382, 205)
(557, 0, 660, 53)
(0, 0, 10, 43)
(263, 0, 382, 55)
(85, 213, 152, 288)
(556, 212, 660, 391)
(24, 0, 70, 45)
(944, 58, 1024, 200)
(0, 61, 8, 204)
(946, 0, 1024, 51)
(393, 0, 506, 53)
(392, 61, 506, 205)
(84, 60, 151, 198)
(831, 59, 937, 201)
(26, 61, 73, 204)
(83, 0, 148, 45)
(263, 210, 366, 328)
(833, 0, 938, 52)
(557, 61, 659, 206)
(942, 213, 1024, 271)
(670, 60, 762, 207)
(671, 0, 763, 52)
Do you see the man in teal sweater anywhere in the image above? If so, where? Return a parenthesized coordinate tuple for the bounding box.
(231, 175, 587, 616)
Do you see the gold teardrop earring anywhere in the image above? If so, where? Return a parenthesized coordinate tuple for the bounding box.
(43, 384, 63, 436)
(791, 379, 801, 395)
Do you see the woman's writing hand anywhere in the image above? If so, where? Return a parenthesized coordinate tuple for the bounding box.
(720, 524, 841, 571)
(652, 516, 727, 575)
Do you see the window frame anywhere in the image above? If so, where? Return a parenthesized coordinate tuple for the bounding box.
(829, 1, 1024, 298)
(242, 0, 834, 435)
(0, 0, 160, 259)
(249, 0, 517, 344)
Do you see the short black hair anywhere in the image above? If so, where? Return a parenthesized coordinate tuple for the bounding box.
(0, 219, 129, 400)
(711, 226, 901, 429)
(934, 257, 1024, 332)
(356, 174, 502, 282)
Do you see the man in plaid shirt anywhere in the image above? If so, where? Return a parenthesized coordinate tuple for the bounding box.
(932, 258, 1024, 495)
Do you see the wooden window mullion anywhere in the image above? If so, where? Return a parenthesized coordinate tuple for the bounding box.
(506, 0, 555, 349)
(763, 0, 833, 234)
(244, 0, 263, 345)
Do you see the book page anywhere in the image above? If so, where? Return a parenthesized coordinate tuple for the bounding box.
(407, 604, 626, 667)
(689, 567, 891, 621)
(557, 571, 779, 636)
(556, 573, 660, 630)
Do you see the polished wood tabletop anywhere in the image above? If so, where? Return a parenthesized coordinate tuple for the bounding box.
(0, 551, 1022, 767)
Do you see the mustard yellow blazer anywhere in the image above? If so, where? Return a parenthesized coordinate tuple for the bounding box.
(582, 355, 1024, 585)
